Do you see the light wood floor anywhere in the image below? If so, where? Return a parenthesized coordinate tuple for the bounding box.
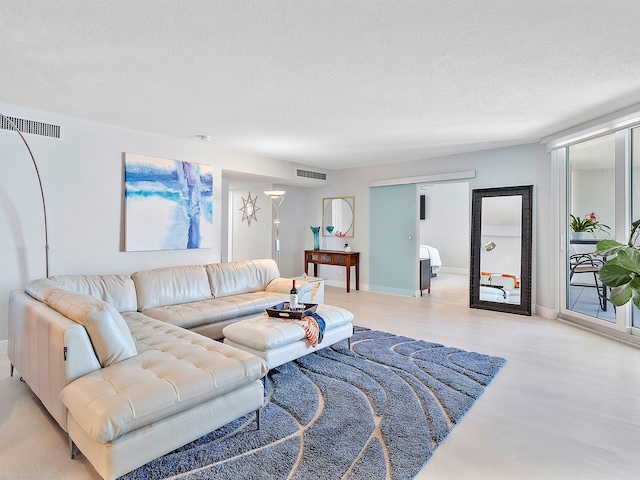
(2, 273, 640, 479)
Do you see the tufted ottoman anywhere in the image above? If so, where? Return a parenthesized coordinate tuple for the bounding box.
(222, 304, 354, 369)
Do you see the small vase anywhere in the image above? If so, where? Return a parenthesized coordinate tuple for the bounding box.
(344, 244, 351, 252)
(310, 226, 320, 250)
(571, 232, 585, 240)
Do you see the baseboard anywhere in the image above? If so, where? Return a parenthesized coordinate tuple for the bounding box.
(323, 280, 370, 292)
(534, 304, 557, 319)
(439, 267, 468, 275)
(557, 316, 640, 349)
(0, 339, 7, 357)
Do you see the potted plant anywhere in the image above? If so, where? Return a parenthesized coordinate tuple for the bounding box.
(595, 219, 640, 307)
(335, 231, 351, 252)
(570, 212, 610, 239)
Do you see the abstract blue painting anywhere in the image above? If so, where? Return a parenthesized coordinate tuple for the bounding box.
(124, 153, 213, 251)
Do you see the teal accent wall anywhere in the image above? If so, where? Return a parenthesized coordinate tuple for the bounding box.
(369, 184, 417, 296)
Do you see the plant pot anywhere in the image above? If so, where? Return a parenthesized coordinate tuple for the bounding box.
(571, 232, 585, 240)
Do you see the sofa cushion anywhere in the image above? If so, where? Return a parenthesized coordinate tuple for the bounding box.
(132, 265, 212, 311)
(25, 278, 69, 302)
(141, 291, 289, 330)
(49, 274, 137, 313)
(205, 259, 280, 298)
(60, 313, 267, 444)
(47, 290, 137, 367)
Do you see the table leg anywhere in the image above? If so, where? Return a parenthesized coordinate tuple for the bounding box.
(313, 264, 318, 277)
(346, 266, 351, 293)
(355, 263, 359, 291)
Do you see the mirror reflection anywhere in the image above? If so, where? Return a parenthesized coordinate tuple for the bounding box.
(322, 197, 355, 237)
(479, 195, 522, 305)
(470, 185, 532, 316)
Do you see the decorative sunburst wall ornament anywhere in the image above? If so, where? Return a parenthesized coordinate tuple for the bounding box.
(239, 191, 260, 226)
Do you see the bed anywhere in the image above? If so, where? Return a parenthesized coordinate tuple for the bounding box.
(420, 244, 442, 277)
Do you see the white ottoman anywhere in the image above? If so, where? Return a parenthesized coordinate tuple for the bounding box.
(222, 304, 354, 369)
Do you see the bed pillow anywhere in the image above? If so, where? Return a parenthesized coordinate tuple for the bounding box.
(46, 290, 137, 367)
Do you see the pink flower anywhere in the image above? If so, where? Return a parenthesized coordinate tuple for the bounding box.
(589, 212, 598, 221)
(335, 231, 346, 239)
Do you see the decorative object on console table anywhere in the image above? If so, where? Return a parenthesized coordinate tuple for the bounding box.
(304, 249, 360, 293)
(265, 190, 286, 266)
(335, 231, 351, 252)
(0, 113, 51, 277)
(310, 226, 320, 251)
(324, 225, 334, 249)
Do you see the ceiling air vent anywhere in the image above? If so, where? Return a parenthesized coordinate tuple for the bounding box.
(296, 168, 327, 181)
(1, 115, 62, 139)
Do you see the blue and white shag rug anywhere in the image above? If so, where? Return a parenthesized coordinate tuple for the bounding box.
(120, 327, 506, 480)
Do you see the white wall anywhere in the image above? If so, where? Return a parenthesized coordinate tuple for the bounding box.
(227, 183, 309, 277)
(419, 182, 469, 271)
(266, 185, 308, 278)
(229, 185, 273, 262)
(0, 104, 315, 341)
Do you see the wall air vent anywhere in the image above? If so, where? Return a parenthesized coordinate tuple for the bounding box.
(296, 168, 327, 181)
(1, 115, 62, 139)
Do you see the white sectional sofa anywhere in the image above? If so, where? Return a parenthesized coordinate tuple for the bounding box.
(8, 258, 326, 480)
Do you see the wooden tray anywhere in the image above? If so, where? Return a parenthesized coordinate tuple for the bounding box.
(266, 302, 318, 319)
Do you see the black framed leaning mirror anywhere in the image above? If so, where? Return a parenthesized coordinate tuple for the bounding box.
(470, 185, 532, 316)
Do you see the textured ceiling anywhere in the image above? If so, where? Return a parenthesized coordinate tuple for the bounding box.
(3, 1, 640, 170)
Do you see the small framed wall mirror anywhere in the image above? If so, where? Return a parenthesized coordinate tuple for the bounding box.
(469, 185, 533, 316)
(322, 196, 355, 237)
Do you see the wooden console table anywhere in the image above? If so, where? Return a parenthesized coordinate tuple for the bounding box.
(304, 250, 360, 293)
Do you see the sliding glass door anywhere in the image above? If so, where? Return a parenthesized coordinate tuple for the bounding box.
(566, 134, 616, 321)
(632, 128, 640, 328)
(558, 125, 640, 338)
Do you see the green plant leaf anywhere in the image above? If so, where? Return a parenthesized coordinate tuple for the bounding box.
(616, 248, 640, 275)
(599, 263, 632, 287)
(610, 283, 633, 306)
(594, 239, 626, 257)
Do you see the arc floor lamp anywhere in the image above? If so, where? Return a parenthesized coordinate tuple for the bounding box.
(1, 112, 50, 278)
